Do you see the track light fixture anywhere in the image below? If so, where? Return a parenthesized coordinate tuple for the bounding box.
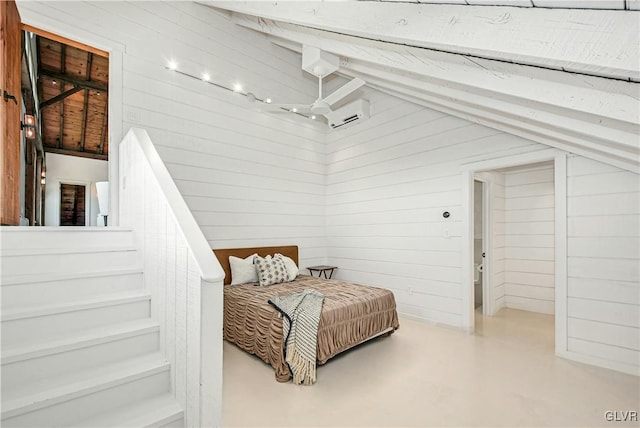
(165, 62, 316, 119)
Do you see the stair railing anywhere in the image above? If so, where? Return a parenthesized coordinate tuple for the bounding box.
(119, 128, 224, 428)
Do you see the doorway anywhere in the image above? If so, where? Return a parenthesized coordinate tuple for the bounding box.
(462, 150, 568, 354)
(59, 183, 86, 226)
(473, 180, 485, 311)
(2, 0, 122, 226)
(19, 25, 110, 226)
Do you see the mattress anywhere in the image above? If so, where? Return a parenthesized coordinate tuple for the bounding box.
(223, 274, 400, 382)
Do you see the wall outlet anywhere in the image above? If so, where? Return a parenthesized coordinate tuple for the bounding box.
(126, 109, 141, 123)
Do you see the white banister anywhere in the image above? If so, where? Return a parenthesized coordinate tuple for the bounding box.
(119, 128, 224, 428)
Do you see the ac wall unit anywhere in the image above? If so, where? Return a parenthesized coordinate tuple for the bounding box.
(326, 99, 370, 130)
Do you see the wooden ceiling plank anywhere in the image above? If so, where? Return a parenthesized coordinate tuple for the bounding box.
(58, 44, 65, 148)
(40, 85, 83, 109)
(23, 24, 109, 58)
(40, 70, 107, 92)
(79, 52, 93, 152)
(36, 35, 42, 110)
(98, 100, 108, 155)
(44, 147, 107, 161)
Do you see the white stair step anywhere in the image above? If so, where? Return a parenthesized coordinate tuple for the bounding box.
(71, 393, 184, 428)
(0, 268, 144, 310)
(0, 226, 135, 250)
(0, 246, 140, 276)
(4, 353, 167, 404)
(2, 292, 151, 347)
(2, 319, 159, 391)
(1, 356, 170, 427)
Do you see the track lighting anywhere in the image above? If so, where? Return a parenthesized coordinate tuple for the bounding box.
(165, 61, 318, 120)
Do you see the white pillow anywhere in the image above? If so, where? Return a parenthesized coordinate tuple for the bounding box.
(229, 253, 258, 285)
(276, 253, 299, 281)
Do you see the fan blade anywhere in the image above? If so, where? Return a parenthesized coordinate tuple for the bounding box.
(322, 78, 365, 106)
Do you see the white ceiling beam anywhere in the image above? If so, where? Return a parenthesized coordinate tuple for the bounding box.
(205, 1, 639, 81)
(254, 19, 638, 172)
(338, 60, 639, 173)
(234, 14, 639, 127)
(465, 1, 533, 6)
(531, 1, 624, 9)
(352, 71, 638, 173)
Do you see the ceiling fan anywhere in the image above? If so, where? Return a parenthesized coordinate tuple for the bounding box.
(263, 46, 365, 118)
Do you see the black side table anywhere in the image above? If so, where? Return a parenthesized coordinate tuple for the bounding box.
(306, 265, 337, 279)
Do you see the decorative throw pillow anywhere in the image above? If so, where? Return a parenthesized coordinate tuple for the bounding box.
(275, 253, 299, 281)
(255, 254, 288, 286)
(229, 253, 258, 285)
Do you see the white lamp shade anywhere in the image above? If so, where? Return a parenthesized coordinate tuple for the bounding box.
(96, 181, 109, 215)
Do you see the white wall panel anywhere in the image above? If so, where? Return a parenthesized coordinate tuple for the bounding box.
(493, 176, 506, 308)
(505, 272, 554, 288)
(504, 234, 555, 248)
(504, 296, 555, 314)
(325, 89, 549, 325)
(568, 278, 639, 305)
(568, 318, 639, 351)
(43, 154, 108, 227)
(567, 193, 639, 217)
(566, 155, 640, 374)
(503, 163, 555, 314)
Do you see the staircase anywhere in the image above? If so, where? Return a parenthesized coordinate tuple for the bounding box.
(1, 227, 184, 428)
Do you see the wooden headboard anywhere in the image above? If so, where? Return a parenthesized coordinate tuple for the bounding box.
(213, 246, 299, 285)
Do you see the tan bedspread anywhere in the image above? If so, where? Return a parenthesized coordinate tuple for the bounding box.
(224, 275, 400, 382)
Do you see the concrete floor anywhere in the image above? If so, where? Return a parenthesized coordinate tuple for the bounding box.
(222, 308, 639, 427)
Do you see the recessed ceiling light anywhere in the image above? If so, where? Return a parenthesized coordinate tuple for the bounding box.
(202, 73, 210, 81)
(265, 98, 272, 104)
(168, 60, 178, 70)
(292, 107, 297, 113)
(233, 83, 243, 92)
(311, 115, 316, 120)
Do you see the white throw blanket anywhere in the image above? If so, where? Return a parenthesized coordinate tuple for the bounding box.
(269, 289, 325, 385)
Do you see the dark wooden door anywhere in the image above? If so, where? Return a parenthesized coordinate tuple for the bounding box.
(59, 183, 86, 226)
(0, 0, 22, 225)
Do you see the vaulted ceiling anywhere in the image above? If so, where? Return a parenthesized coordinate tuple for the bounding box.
(37, 36, 109, 160)
(202, 1, 639, 173)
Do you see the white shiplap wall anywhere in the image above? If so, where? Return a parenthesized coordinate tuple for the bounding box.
(17, 0, 328, 268)
(325, 89, 550, 327)
(566, 156, 639, 374)
(503, 163, 555, 314)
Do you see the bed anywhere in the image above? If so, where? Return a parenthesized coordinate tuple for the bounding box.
(214, 245, 400, 382)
